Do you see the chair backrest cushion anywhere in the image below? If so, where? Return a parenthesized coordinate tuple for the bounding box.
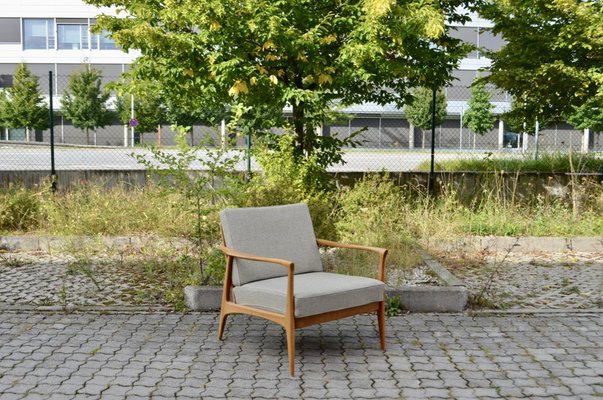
(220, 203, 323, 286)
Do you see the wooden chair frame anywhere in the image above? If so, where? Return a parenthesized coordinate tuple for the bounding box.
(218, 238, 388, 376)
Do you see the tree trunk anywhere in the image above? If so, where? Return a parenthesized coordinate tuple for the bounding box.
(292, 101, 306, 155)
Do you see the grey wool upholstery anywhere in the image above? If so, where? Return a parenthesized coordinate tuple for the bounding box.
(220, 203, 324, 286)
(233, 271, 385, 317)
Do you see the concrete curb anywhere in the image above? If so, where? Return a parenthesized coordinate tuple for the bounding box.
(0, 235, 194, 252)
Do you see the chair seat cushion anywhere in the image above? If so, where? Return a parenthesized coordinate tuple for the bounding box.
(232, 272, 385, 318)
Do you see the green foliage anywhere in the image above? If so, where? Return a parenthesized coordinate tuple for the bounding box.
(404, 87, 447, 148)
(463, 79, 496, 136)
(567, 97, 603, 134)
(476, 0, 603, 122)
(60, 65, 113, 145)
(0, 63, 49, 141)
(385, 295, 404, 317)
(0, 187, 44, 231)
(88, 0, 470, 164)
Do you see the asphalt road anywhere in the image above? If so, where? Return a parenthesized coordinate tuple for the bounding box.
(0, 145, 464, 172)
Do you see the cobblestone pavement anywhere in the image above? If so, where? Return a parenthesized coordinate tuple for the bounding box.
(0, 311, 601, 399)
(455, 252, 603, 310)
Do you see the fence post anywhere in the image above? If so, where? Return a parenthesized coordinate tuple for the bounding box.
(582, 128, 590, 153)
(534, 119, 540, 160)
(49, 71, 57, 192)
(428, 87, 436, 195)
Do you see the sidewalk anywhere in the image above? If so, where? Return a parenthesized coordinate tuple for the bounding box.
(0, 311, 601, 399)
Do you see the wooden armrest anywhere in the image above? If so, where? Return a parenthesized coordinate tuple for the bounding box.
(316, 239, 388, 282)
(219, 244, 294, 270)
(316, 239, 388, 257)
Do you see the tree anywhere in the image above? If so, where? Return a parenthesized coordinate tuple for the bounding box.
(476, 0, 603, 123)
(88, 0, 470, 166)
(404, 87, 447, 149)
(567, 97, 603, 134)
(463, 79, 495, 149)
(115, 90, 165, 144)
(0, 63, 48, 142)
(61, 65, 112, 145)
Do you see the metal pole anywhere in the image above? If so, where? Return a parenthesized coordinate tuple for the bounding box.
(534, 118, 540, 160)
(428, 87, 437, 195)
(246, 128, 252, 181)
(130, 94, 135, 146)
(49, 71, 57, 192)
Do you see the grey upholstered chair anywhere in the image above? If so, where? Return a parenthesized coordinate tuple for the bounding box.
(218, 203, 388, 376)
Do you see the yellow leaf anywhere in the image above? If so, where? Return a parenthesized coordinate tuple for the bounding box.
(297, 52, 308, 62)
(269, 75, 278, 85)
(210, 21, 221, 31)
(250, 77, 257, 86)
(364, 0, 395, 17)
(318, 74, 333, 84)
(303, 75, 315, 84)
(257, 66, 268, 75)
(229, 80, 249, 97)
(183, 68, 194, 77)
(263, 40, 275, 50)
(266, 54, 278, 61)
(320, 34, 337, 45)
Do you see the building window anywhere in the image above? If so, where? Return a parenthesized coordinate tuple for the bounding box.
(91, 30, 117, 50)
(0, 18, 21, 43)
(57, 23, 89, 50)
(23, 19, 55, 49)
(0, 74, 13, 88)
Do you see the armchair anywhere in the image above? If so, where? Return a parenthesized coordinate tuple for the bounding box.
(218, 203, 388, 376)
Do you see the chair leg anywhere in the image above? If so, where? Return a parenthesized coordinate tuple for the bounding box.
(378, 301, 386, 351)
(285, 326, 295, 376)
(218, 311, 229, 340)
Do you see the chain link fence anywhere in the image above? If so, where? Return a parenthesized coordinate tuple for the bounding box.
(1, 73, 601, 174)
